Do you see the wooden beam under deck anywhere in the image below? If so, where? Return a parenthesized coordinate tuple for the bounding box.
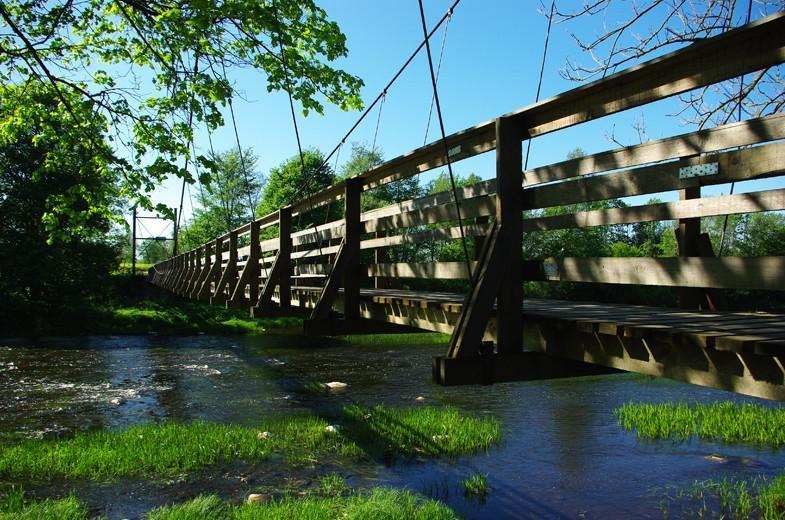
(284, 286, 785, 400)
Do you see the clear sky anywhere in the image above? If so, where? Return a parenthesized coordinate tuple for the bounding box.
(136, 0, 782, 237)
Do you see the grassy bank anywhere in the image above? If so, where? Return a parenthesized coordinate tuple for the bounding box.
(0, 487, 455, 520)
(0, 406, 500, 481)
(616, 401, 785, 518)
(148, 488, 456, 520)
(0, 487, 86, 520)
(615, 401, 785, 446)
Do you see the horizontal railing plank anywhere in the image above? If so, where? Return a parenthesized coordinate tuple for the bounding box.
(368, 261, 478, 280)
(525, 140, 785, 209)
(524, 113, 785, 185)
(523, 188, 785, 231)
(534, 256, 785, 290)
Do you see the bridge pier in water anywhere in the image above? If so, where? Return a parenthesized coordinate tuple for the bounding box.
(150, 13, 785, 401)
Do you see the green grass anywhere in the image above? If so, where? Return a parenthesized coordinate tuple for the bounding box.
(318, 474, 349, 497)
(0, 486, 87, 520)
(614, 401, 785, 446)
(96, 299, 302, 335)
(343, 405, 501, 458)
(334, 333, 450, 346)
(147, 488, 456, 520)
(461, 472, 489, 498)
(0, 406, 500, 481)
(617, 401, 785, 518)
(759, 475, 785, 520)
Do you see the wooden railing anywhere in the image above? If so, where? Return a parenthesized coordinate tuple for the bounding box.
(152, 12, 785, 358)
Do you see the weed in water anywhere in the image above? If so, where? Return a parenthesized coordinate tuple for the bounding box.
(317, 473, 348, 497)
(342, 404, 501, 458)
(461, 472, 490, 498)
(614, 401, 785, 446)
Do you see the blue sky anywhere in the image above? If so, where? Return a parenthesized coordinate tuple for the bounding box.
(138, 0, 782, 235)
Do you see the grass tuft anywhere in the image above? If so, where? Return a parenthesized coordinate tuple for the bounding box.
(0, 406, 500, 481)
(148, 488, 456, 520)
(614, 401, 785, 446)
(342, 405, 501, 458)
(461, 472, 489, 498)
(0, 486, 87, 520)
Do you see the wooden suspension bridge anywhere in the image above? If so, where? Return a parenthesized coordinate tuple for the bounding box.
(151, 13, 785, 401)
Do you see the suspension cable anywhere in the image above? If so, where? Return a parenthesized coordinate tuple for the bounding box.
(524, 0, 555, 171)
(371, 92, 386, 153)
(423, 11, 452, 145)
(315, 0, 462, 174)
(417, 0, 472, 280)
(718, 0, 753, 256)
(221, 61, 258, 222)
(270, 0, 326, 259)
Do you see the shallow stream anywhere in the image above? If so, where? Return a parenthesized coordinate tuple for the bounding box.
(1, 334, 783, 518)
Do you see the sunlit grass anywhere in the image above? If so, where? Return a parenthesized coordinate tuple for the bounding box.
(335, 333, 450, 346)
(614, 401, 785, 446)
(101, 299, 302, 335)
(618, 401, 785, 518)
(0, 486, 87, 520)
(0, 406, 500, 481)
(147, 488, 456, 520)
(461, 472, 489, 498)
(342, 405, 501, 458)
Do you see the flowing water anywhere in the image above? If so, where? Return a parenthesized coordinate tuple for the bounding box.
(1, 334, 783, 519)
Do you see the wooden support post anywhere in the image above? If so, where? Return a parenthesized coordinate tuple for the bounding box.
(677, 186, 703, 309)
(344, 177, 362, 319)
(252, 209, 292, 317)
(373, 231, 390, 289)
(306, 178, 363, 329)
(473, 216, 489, 261)
(197, 237, 223, 301)
(228, 220, 260, 307)
(436, 116, 524, 383)
(190, 243, 211, 299)
(211, 230, 238, 305)
(495, 116, 523, 355)
(278, 207, 292, 309)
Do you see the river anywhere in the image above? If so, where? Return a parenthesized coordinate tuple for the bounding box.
(1, 334, 783, 518)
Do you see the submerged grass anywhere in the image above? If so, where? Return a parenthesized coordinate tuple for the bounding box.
(618, 401, 785, 518)
(461, 472, 490, 498)
(343, 405, 501, 458)
(0, 486, 87, 520)
(0, 406, 500, 481)
(614, 401, 785, 446)
(147, 488, 456, 520)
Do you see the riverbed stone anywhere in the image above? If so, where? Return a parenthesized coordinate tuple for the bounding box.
(324, 381, 348, 390)
(247, 493, 271, 504)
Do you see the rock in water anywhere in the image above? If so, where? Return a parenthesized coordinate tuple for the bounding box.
(415, 396, 426, 401)
(324, 381, 348, 390)
(325, 424, 341, 433)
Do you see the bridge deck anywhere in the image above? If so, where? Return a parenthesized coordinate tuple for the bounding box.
(288, 286, 785, 355)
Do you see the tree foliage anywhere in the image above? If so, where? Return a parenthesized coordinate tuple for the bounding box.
(179, 147, 264, 250)
(551, 0, 785, 128)
(256, 148, 334, 230)
(0, 0, 364, 224)
(0, 82, 121, 322)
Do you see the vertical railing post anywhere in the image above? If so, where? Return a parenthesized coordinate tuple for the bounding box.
(248, 220, 261, 305)
(495, 116, 523, 354)
(228, 230, 239, 299)
(343, 177, 362, 320)
(279, 207, 292, 309)
(677, 186, 702, 309)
